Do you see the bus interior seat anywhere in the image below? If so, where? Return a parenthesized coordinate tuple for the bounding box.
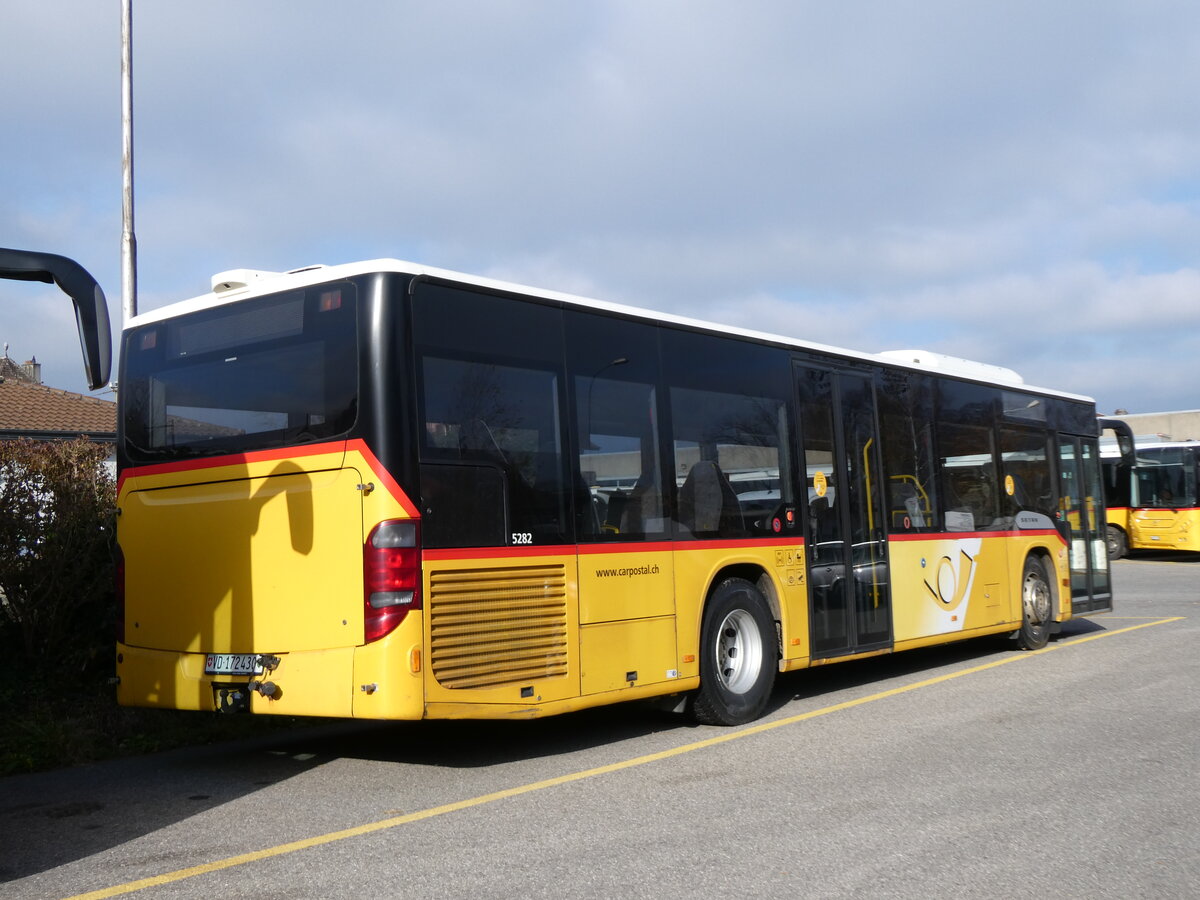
(890, 482, 914, 528)
(573, 475, 601, 537)
(619, 475, 660, 534)
(678, 460, 740, 536)
(604, 491, 629, 532)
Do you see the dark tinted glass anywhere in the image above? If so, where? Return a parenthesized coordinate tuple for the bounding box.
(663, 329, 792, 539)
(121, 283, 358, 461)
(876, 368, 939, 531)
(999, 427, 1055, 520)
(938, 380, 999, 425)
(1001, 390, 1047, 423)
(419, 463, 507, 547)
(670, 385, 791, 538)
(662, 328, 790, 398)
(795, 366, 847, 651)
(1046, 397, 1100, 436)
(567, 311, 665, 541)
(1135, 446, 1199, 507)
(937, 421, 1000, 531)
(412, 280, 565, 364)
(414, 284, 568, 548)
(576, 377, 665, 539)
(1082, 441, 1110, 594)
(1101, 457, 1131, 507)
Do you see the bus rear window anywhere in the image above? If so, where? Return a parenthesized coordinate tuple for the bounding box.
(121, 284, 358, 461)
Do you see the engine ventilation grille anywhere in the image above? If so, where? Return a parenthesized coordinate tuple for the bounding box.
(428, 564, 568, 690)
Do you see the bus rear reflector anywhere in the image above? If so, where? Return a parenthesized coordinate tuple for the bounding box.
(364, 520, 421, 643)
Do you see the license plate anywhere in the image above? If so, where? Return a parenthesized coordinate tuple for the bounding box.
(204, 653, 263, 676)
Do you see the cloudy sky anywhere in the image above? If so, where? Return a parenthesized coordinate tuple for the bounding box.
(3, 1, 1198, 414)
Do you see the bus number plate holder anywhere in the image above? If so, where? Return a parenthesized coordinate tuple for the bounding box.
(205, 653, 263, 676)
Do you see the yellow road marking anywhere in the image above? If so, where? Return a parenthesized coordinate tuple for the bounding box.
(65, 616, 1183, 900)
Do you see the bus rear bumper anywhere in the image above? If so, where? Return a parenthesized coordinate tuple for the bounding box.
(116, 622, 426, 719)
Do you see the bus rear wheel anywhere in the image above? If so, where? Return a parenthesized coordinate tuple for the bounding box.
(1106, 525, 1127, 560)
(1016, 556, 1052, 651)
(690, 577, 777, 725)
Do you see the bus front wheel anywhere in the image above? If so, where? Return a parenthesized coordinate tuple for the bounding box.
(690, 577, 777, 725)
(1016, 556, 1053, 651)
(1106, 525, 1127, 560)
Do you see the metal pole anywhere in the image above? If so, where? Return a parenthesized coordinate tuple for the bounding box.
(121, 0, 137, 322)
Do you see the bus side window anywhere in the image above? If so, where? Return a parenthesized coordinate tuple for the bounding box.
(938, 422, 1001, 532)
(419, 355, 567, 548)
(566, 308, 667, 543)
(999, 427, 1055, 521)
(670, 386, 789, 538)
(575, 378, 664, 539)
(876, 369, 938, 532)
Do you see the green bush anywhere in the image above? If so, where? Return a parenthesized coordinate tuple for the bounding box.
(0, 442, 311, 774)
(0, 437, 116, 679)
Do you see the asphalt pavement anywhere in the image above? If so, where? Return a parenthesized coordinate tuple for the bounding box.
(2, 553, 1196, 899)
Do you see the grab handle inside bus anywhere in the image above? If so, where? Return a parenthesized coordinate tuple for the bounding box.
(0, 247, 112, 389)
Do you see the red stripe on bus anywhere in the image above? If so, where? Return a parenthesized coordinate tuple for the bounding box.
(576, 541, 677, 555)
(670, 537, 804, 551)
(425, 535, 807, 562)
(422, 530, 1075, 562)
(116, 439, 420, 518)
(889, 529, 1064, 543)
(117, 440, 349, 493)
(422, 545, 578, 561)
(346, 440, 421, 518)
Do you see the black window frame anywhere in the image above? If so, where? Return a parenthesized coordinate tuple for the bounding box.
(119, 280, 360, 464)
(412, 280, 571, 549)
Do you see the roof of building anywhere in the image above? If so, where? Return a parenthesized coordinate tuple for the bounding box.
(0, 355, 35, 383)
(0, 369, 116, 439)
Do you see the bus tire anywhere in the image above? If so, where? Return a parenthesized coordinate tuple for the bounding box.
(690, 577, 777, 725)
(1106, 525, 1126, 560)
(1016, 555, 1053, 651)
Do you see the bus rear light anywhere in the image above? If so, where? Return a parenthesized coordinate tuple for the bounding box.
(364, 520, 421, 643)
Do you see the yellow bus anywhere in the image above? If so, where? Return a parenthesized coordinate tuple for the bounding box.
(114, 260, 1112, 725)
(1102, 439, 1200, 557)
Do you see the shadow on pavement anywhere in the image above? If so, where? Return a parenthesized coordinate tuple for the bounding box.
(1119, 550, 1200, 564)
(0, 625, 1102, 883)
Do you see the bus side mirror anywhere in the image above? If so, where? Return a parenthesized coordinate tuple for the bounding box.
(1097, 418, 1135, 466)
(0, 248, 112, 390)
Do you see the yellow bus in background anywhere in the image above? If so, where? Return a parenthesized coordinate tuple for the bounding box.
(1102, 439, 1200, 557)
(114, 260, 1112, 725)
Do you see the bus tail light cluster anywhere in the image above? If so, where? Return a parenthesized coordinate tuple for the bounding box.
(364, 520, 421, 643)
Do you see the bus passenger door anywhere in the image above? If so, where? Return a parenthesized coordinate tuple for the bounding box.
(795, 366, 892, 658)
(1059, 436, 1112, 613)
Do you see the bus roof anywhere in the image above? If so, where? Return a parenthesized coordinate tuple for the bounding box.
(126, 258, 1094, 403)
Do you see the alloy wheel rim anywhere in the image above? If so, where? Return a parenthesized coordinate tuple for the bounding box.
(715, 608, 763, 693)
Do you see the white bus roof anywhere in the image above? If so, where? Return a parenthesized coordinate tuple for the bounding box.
(127, 258, 1093, 403)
